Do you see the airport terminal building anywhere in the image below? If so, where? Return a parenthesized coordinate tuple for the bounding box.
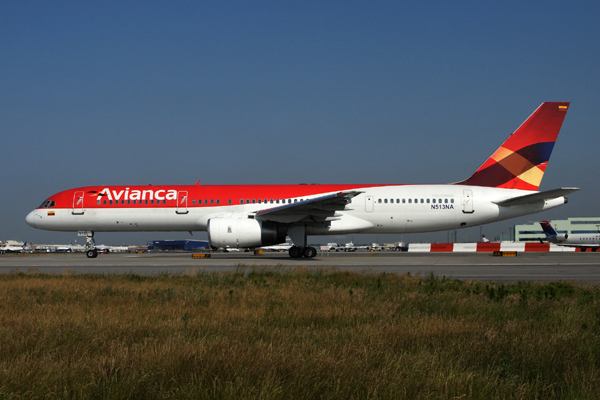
(515, 217, 600, 242)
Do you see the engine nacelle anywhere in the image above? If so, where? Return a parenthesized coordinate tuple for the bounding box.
(554, 233, 568, 242)
(207, 217, 287, 248)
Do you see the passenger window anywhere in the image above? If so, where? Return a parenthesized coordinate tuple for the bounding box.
(426, 199, 430, 203)
(228, 200, 231, 204)
(408, 199, 412, 203)
(210, 199, 214, 204)
(103, 200, 107, 205)
(402, 199, 406, 203)
(445, 199, 448, 203)
(451, 199, 454, 203)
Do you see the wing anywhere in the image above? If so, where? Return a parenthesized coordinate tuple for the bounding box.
(255, 191, 363, 224)
(493, 187, 580, 207)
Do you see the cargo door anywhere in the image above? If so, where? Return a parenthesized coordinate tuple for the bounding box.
(72, 191, 84, 215)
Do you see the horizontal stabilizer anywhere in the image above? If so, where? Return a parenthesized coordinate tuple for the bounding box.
(493, 187, 580, 207)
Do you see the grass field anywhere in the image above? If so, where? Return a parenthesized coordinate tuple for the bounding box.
(1, 267, 599, 399)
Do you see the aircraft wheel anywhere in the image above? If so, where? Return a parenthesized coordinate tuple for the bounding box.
(86, 249, 98, 258)
(303, 246, 317, 258)
(288, 246, 303, 258)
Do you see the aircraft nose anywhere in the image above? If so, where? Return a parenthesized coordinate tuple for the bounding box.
(25, 211, 37, 228)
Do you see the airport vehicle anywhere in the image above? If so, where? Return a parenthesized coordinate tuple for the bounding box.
(540, 221, 600, 251)
(26, 102, 579, 259)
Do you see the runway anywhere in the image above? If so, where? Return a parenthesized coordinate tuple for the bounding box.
(2, 251, 600, 282)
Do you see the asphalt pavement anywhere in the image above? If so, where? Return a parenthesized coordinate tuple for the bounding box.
(2, 251, 600, 282)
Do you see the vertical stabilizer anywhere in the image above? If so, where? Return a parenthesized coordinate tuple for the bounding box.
(457, 102, 569, 190)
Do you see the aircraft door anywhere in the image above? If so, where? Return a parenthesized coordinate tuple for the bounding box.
(176, 191, 189, 214)
(365, 196, 374, 213)
(462, 190, 474, 214)
(72, 191, 84, 215)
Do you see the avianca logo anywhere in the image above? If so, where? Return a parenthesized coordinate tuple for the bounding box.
(98, 188, 178, 201)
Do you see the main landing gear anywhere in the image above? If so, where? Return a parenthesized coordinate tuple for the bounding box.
(84, 232, 98, 258)
(288, 246, 317, 258)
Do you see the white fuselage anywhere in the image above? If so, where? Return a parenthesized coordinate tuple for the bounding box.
(26, 185, 566, 236)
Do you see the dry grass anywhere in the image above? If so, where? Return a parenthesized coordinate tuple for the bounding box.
(0, 267, 599, 399)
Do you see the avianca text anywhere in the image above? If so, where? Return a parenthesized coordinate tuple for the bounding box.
(99, 188, 178, 201)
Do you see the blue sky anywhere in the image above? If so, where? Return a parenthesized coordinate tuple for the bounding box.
(2, 1, 599, 246)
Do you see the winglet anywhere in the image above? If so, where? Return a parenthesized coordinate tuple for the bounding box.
(456, 102, 570, 190)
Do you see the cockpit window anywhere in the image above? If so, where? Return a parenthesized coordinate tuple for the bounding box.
(38, 200, 56, 208)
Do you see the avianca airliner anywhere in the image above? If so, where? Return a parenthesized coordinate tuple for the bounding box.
(26, 102, 579, 258)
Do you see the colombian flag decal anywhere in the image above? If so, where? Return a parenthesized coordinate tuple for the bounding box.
(48, 211, 55, 216)
(559, 105, 568, 111)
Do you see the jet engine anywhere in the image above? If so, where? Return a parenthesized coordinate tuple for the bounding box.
(207, 217, 287, 248)
(553, 233, 568, 242)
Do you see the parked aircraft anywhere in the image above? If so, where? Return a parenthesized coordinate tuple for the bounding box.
(539, 221, 600, 251)
(0, 241, 28, 254)
(26, 102, 579, 258)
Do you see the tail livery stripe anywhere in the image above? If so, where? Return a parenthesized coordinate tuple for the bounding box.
(458, 102, 569, 190)
(540, 220, 557, 237)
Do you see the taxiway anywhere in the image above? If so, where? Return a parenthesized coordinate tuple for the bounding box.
(2, 251, 600, 282)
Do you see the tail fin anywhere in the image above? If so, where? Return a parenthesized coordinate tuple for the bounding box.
(540, 221, 557, 238)
(457, 102, 570, 190)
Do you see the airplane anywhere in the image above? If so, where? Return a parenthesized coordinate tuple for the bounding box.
(25, 102, 580, 259)
(0, 241, 28, 254)
(539, 221, 600, 251)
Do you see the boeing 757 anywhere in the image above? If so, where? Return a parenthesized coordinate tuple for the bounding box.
(26, 102, 579, 258)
